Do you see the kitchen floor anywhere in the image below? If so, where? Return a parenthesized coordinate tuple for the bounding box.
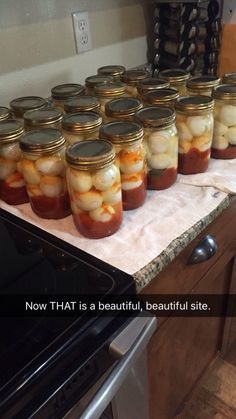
(176, 339, 236, 419)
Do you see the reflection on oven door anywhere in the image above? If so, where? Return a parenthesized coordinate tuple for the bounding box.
(65, 314, 157, 419)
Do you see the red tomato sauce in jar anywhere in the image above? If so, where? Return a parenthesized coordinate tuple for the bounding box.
(178, 148, 210, 175)
(122, 173, 147, 210)
(147, 167, 177, 190)
(211, 146, 236, 159)
(99, 121, 146, 210)
(29, 191, 71, 219)
(73, 202, 123, 239)
(0, 179, 28, 205)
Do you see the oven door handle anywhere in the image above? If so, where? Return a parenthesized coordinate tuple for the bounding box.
(79, 312, 157, 419)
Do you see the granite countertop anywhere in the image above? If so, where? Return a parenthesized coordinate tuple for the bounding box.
(134, 194, 231, 292)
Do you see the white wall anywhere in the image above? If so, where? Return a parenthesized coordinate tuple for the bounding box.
(0, 0, 147, 105)
(222, 0, 236, 23)
(0, 37, 147, 104)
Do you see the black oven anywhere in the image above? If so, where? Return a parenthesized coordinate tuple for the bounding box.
(0, 208, 156, 419)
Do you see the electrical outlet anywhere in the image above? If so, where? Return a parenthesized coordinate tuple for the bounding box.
(72, 11, 92, 54)
(78, 19, 87, 32)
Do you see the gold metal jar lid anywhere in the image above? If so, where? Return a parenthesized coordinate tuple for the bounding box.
(85, 75, 113, 88)
(51, 84, 85, 100)
(159, 69, 190, 84)
(222, 72, 236, 84)
(0, 107, 11, 121)
(212, 84, 236, 100)
(64, 96, 100, 113)
(19, 128, 66, 154)
(142, 88, 179, 105)
(24, 107, 63, 127)
(187, 75, 221, 90)
(137, 78, 170, 94)
(121, 70, 150, 86)
(10, 96, 47, 118)
(99, 121, 143, 145)
(66, 139, 115, 171)
(62, 112, 102, 133)
(135, 106, 175, 128)
(175, 96, 214, 113)
(97, 65, 126, 78)
(94, 83, 126, 97)
(105, 97, 143, 118)
(0, 120, 24, 144)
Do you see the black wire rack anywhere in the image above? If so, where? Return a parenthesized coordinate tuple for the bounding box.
(143, 0, 222, 76)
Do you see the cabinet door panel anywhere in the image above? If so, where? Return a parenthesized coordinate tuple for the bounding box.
(221, 256, 236, 354)
(148, 257, 234, 419)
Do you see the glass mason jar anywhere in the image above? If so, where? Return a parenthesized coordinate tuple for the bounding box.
(51, 84, 85, 112)
(0, 107, 11, 121)
(222, 72, 236, 84)
(158, 69, 190, 96)
(187, 75, 221, 96)
(64, 96, 101, 114)
(94, 83, 126, 117)
(137, 78, 170, 98)
(105, 97, 143, 122)
(0, 120, 28, 205)
(121, 70, 150, 97)
(66, 140, 122, 239)
(211, 84, 236, 159)
(135, 107, 178, 190)
(19, 128, 71, 219)
(175, 96, 214, 174)
(10, 96, 47, 120)
(62, 112, 102, 145)
(97, 65, 126, 82)
(85, 75, 113, 95)
(24, 107, 63, 131)
(99, 121, 146, 210)
(141, 88, 179, 110)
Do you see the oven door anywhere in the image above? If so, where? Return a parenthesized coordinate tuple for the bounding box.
(0, 208, 137, 419)
(65, 313, 157, 419)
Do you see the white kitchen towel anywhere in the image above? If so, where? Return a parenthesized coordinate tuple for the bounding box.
(0, 184, 228, 275)
(178, 158, 236, 194)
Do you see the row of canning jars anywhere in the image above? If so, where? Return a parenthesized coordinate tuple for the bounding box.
(3, 68, 236, 125)
(0, 93, 222, 239)
(2, 70, 232, 128)
(0, 69, 229, 126)
(1, 68, 189, 124)
(1, 72, 236, 235)
(0, 72, 229, 129)
(0, 89, 234, 239)
(0, 120, 144, 239)
(51, 79, 236, 163)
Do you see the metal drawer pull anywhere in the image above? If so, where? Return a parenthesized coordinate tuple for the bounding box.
(188, 234, 217, 264)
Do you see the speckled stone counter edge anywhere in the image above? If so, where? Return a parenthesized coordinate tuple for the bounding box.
(134, 194, 231, 292)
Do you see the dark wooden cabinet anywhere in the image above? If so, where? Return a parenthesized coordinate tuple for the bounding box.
(141, 198, 236, 419)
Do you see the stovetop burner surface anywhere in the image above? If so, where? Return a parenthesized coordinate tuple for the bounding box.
(0, 209, 134, 400)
